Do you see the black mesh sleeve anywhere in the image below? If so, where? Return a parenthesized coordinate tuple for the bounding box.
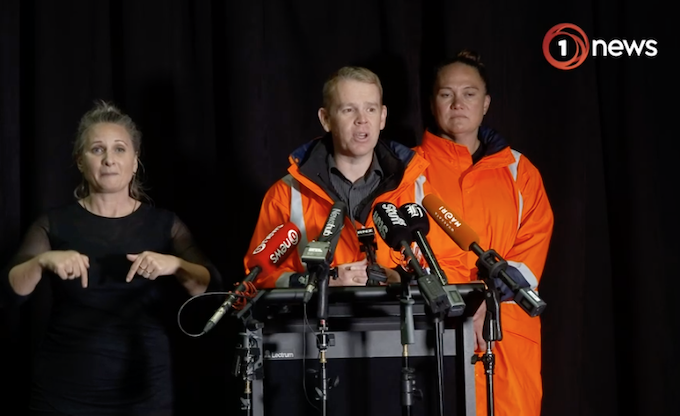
(1, 215, 51, 307)
(169, 215, 223, 292)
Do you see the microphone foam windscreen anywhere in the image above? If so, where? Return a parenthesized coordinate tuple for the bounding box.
(422, 194, 479, 251)
(318, 201, 347, 243)
(399, 202, 430, 235)
(372, 202, 412, 250)
(248, 222, 301, 275)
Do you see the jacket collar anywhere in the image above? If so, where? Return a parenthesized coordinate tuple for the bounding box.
(287, 133, 428, 224)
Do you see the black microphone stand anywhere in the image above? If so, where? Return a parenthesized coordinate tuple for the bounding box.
(399, 269, 417, 416)
(432, 310, 447, 416)
(232, 291, 267, 416)
(301, 237, 338, 415)
(313, 263, 334, 416)
(470, 250, 504, 416)
(298, 201, 346, 413)
(357, 227, 387, 286)
(401, 244, 446, 416)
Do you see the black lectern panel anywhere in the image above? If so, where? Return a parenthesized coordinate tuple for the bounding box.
(262, 356, 458, 415)
(242, 283, 484, 416)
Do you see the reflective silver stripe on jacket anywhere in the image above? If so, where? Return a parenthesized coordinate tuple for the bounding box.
(276, 175, 310, 287)
(415, 174, 426, 204)
(506, 149, 538, 294)
(508, 149, 524, 229)
(282, 174, 308, 258)
(507, 260, 539, 290)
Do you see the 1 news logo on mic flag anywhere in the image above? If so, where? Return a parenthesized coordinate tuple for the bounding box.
(251, 224, 285, 255)
(204, 222, 302, 334)
(247, 222, 301, 276)
(269, 227, 300, 265)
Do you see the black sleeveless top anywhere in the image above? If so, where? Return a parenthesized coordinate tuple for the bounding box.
(4, 202, 219, 416)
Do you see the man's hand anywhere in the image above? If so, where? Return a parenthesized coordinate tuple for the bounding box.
(331, 259, 369, 286)
(472, 301, 496, 352)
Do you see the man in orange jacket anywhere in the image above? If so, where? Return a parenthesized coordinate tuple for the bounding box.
(244, 66, 465, 289)
(415, 50, 554, 416)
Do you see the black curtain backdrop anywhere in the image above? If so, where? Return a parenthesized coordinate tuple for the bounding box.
(1, 1, 676, 415)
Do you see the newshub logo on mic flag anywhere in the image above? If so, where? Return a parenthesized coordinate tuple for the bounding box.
(542, 23, 658, 70)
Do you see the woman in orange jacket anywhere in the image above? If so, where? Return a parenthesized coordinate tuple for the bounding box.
(415, 49, 554, 416)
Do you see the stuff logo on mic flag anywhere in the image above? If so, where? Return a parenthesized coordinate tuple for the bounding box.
(383, 203, 408, 227)
(372, 210, 388, 240)
(269, 228, 300, 264)
(251, 224, 285, 255)
(373, 202, 408, 241)
(543, 22, 658, 70)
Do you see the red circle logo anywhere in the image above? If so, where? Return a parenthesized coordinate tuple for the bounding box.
(543, 23, 590, 70)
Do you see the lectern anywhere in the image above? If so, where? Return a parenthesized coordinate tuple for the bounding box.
(234, 283, 484, 416)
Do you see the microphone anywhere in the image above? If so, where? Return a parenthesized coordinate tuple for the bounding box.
(372, 202, 456, 315)
(357, 227, 388, 286)
(203, 222, 301, 333)
(398, 203, 447, 285)
(399, 202, 466, 317)
(302, 201, 347, 305)
(371, 202, 413, 248)
(422, 194, 547, 317)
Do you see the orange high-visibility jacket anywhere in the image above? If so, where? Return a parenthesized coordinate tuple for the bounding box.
(415, 128, 554, 416)
(244, 135, 467, 288)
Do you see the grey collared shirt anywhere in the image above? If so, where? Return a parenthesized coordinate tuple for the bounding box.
(328, 153, 383, 222)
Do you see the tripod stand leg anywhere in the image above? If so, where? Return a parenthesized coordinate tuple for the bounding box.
(471, 349, 495, 416)
(401, 351, 415, 416)
(472, 296, 503, 416)
(315, 319, 334, 416)
(233, 320, 264, 416)
(461, 317, 478, 416)
(484, 345, 495, 416)
(243, 379, 253, 416)
(434, 315, 446, 416)
(486, 371, 494, 416)
(472, 275, 501, 416)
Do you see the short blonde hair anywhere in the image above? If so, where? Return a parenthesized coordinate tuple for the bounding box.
(322, 66, 383, 110)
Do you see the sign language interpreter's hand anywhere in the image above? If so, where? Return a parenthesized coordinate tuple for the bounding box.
(126, 251, 180, 282)
(38, 250, 90, 288)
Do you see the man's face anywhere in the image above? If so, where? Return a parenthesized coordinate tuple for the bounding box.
(432, 62, 490, 140)
(318, 79, 387, 160)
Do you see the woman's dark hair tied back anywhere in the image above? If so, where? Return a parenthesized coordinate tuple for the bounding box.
(433, 48, 490, 95)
